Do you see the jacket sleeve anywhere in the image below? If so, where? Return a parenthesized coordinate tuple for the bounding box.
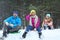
(36, 18, 41, 28)
(25, 14, 30, 21)
(4, 17, 11, 23)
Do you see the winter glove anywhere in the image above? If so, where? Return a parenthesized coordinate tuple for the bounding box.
(5, 22, 9, 26)
(9, 24, 14, 27)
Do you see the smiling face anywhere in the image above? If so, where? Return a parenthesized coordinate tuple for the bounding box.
(31, 12, 36, 16)
(46, 16, 50, 19)
(13, 13, 18, 17)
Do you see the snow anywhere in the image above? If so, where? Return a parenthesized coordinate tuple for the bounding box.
(42, 29, 60, 40)
(0, 29, 60, 40)
(0, 30, 3, 37)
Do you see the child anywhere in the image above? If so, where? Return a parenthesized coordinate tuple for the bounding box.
(22, 10, 42, 38)
(42, 14, 54, 30)
(3, 11, 22, 37)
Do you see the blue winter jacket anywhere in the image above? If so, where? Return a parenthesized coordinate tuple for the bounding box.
(4, 16, 22, 28)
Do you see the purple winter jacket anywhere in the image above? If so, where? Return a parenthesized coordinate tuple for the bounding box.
(26, 14, 41, 28)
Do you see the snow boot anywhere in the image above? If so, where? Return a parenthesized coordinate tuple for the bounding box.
(22, 32, 27, 38)
(38, 32, 42, 38)
(3, 31, 7, 37)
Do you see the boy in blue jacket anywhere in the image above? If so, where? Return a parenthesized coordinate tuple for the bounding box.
(3, 11, 22, 37)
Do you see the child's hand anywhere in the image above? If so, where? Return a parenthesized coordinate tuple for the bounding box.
(30, 13, 32, 16)
(5, 22, 9, 26)
(34, 28, 36, 31)
(9, 24, 14, 27)
(30, 13, 31, 15)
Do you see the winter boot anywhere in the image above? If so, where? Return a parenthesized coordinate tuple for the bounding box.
(22, 32, 27, 38)
(3, 31, 7, 37)
(38, 32, 42, 38)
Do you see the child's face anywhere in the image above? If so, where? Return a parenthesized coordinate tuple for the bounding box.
(31, 12, 36, 16)
(13, 13, 18, 17)
(46, 16, 49, 18)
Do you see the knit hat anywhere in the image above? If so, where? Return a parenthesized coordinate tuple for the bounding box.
(13, 11, 19, 14)
(46, 14, 51, 17)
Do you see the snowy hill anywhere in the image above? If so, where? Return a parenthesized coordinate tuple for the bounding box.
(0, 29, 60, 40)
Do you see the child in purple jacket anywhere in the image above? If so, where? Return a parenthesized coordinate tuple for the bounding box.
(22, 10, 42, 38)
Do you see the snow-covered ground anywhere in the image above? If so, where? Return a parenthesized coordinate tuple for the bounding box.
(0, 29, 60, 40)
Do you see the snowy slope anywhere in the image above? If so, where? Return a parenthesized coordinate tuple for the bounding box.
(42, 29, 60, 40)
(0, 29, 60, 40)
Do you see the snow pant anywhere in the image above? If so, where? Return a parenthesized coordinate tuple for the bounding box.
(25, 25, 41, 33)
(22, 25, 42, 38)
(3, 23, 20, 37)
(43, 24, 51, 30)
(44, 26, 51, 29)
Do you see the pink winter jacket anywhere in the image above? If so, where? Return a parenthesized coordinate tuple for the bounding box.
(26, 14, 41, 28)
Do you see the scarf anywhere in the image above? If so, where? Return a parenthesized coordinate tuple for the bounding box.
(29, 15, 38, 27)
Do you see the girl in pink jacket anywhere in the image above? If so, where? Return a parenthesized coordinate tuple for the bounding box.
(22, 10, 42, 38)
